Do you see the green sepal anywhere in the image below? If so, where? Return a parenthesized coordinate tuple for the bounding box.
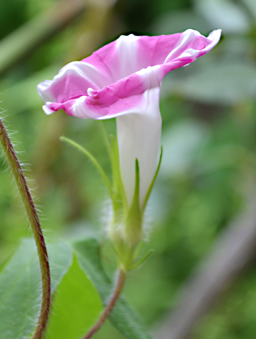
(97, 120, 113, 160)
(131, 249, 154, 270)
(133, 241, 145, 259)
(60, 136, 113, 202)
(110, 134, 128, 213)
(112, 159, 143, 271)
(107, 134, 129, 245)
(124, 159, 142, 246)
(142, 146, 163, 212)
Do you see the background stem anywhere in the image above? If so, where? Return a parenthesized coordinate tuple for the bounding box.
(0, 118, 51, 339)
(83, 269, 126, 339)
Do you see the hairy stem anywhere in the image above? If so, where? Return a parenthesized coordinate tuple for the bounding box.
(0, 118, 51, 339)
(83, 270, 126, 339)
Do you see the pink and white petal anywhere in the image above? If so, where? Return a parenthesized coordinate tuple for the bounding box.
(164, 29, 221, 63)
(41, 64, 174, 119)
(136, 29, 221, 70)
(43, 99, 81, 118)
(83, 29, 221, 83)
(81, 34, 141, 84)
(67, 65, 162, 119)
(136, 33, 183, 69)
(37, 61, 114, 105)
(43, 96, 105, 119)
(83, 40, 121, 84)
(38, 29, 221, 115)
(141, 29, 221, 80)
(85, 34, 140, 81)
(37, 35, 140, 105)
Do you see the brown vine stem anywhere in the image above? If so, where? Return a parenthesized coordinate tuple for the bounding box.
(0, 117, 51, 339)
(83, 270, 126, 339)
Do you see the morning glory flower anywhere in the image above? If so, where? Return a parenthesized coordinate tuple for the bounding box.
(37, 29, 221, 212)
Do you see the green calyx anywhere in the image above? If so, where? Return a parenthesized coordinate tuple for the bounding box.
(61, 121, 162, 272)
(124, 159, 142, 245)
(113, 159, 142, 271)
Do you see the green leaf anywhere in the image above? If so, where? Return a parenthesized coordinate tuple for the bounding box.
(73, 237, 153, 339)
(48, 241, 73, 291)
(0, 239, 72, 339)
(45, 255, 102, 339)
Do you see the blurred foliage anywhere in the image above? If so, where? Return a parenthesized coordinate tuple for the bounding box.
(0, 0, 27, 39)
(0, 0, 256, 338)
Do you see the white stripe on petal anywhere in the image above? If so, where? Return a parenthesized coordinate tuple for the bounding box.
(163, 29, 199, 63)
(37, 80, 55, 103)
(42, 103, 54, 115)
(116, 34, 139, 79)
(59, 61, 108, 88)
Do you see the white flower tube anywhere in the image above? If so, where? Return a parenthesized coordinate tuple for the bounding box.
(116, 86, 162, 207)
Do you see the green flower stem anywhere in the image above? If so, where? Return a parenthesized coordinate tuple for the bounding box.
(0, 118, 51, 339)
(83, 269, 127, 339)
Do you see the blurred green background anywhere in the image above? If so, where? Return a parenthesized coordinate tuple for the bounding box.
(1, 0, 256, 338)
